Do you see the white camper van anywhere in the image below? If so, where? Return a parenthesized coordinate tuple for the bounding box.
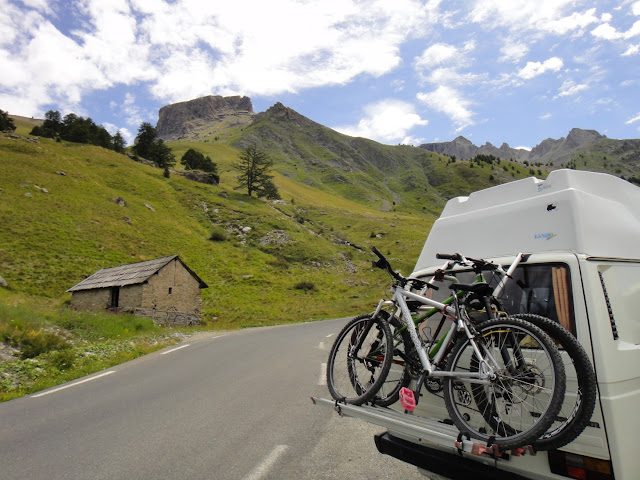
(314, 169, 640, 480)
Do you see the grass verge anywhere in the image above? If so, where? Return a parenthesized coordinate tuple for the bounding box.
(0, 303, 191, 402)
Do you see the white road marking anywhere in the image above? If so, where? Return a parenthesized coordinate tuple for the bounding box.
(161, 344, 191, 355)
(326, 333, 334, 338)
(318, 341, 325, 350)
(243, 445, 289, 480)
(31, 370, 116, 398)
(319, 363, 327, 385)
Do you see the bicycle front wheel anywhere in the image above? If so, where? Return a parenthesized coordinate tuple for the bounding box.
(443, 317, 566, 450)
(326, 314, 393, 405)
(372, 314, 414, 407)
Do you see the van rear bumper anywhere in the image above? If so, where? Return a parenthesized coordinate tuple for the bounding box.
(374, 431, 530, 480)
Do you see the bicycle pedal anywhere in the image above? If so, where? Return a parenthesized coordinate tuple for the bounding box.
(399, 387, 416, 412)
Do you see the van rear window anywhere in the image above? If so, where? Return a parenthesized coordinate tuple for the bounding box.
(425, 263, 576, 335)
(495, 264, 575, 335)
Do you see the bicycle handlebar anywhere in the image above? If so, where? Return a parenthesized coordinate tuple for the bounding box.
(436, 252, 502, 274)
(435, 252, 464, 261)
(371, 247, 438, 291)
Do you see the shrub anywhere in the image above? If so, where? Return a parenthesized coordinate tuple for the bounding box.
(294, 281, 316, 291)
(14, 328, 70, 359)
(209, 228, 228, 242)
(49, 349, 76, 370)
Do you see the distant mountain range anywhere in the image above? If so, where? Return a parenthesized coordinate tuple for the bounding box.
(156, 95, 639, 183)
(420, 128, 612, 166)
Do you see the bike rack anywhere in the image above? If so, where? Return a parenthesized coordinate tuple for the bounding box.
(311, 396, 535, 460)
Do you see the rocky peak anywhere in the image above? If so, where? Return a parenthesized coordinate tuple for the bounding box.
(156, 95, 254, 140)
(453, 136, 474, 146)
(253, 102, 314, 128)
(565, 128, 606, 148)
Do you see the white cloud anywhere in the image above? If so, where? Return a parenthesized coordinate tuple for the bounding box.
(555, 80, 589, 98)
(333, 99, 428, 144)
(104, 122, 134, 145)
(415, 43, 458, 68)
(401, 135, 425, 146)
(626, 113, 640, 124)
(17, 0, 53, 14)
(121, 93, 144, 127)
(633, 1, 640, 16)
(591, 23, 623, 40)
(591, 20, 640, 41)
(517, 57, 563, 79)
(1, 0, 433, 115)
(417, 85, 474, 132)
(390, 79, 405, 92)
(499, 41, 529, 63)
(626, 21, 640, 38)
(468, 1, 598, 35)
(422, 68, 485, 87)
(414, 40, 475, 71)
(134, 0, 432, 101)
(623, 44, 640, 55)
(539, 113, 552, 120)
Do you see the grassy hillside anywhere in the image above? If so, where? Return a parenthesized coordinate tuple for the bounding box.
(1, 117, 438, 331)
(562, 138, 640, 180)
(2, 110, 637, 400)
(220, 103, 548, 215)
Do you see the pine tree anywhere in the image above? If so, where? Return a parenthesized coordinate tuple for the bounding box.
(233, 145, 280, 199)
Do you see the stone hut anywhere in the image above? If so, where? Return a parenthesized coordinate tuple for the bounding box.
(67, 255, 208, 325)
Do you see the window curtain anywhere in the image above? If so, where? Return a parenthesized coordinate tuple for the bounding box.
(552, 267, 574, 333)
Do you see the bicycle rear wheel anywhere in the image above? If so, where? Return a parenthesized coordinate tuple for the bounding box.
(443, 317, 566, 450)
(326, 314, 393, 405)
(511, 314, 597, 450)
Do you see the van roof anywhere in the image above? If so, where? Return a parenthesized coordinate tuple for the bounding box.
(413, 169, 640, 273)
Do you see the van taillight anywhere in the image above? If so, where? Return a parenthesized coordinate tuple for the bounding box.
(548, 450, 613, 480)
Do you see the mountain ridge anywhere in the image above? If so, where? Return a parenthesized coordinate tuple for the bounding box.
(419, 128, 609, 165)
(154, 95, 638, 175)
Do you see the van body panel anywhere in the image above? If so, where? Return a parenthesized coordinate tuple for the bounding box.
(319, 170, 639, 479)
(414, 169, 640, 271)
(405, 253, 612, 461)
(578, 259, 640, 480)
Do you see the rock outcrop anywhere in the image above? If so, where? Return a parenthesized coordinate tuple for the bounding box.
(156, 95, 254, 140)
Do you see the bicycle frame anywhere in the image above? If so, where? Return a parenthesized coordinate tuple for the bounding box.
(374, 285, 495, 384)
(372, 252, 529, 384)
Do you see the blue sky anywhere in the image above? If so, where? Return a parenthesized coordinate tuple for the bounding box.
(2, 0, 640, 149)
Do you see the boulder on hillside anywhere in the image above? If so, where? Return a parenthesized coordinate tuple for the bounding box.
(179, 170, 219, 186)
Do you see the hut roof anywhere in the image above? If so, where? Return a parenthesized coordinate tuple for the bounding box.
(67, 255, 208, 292)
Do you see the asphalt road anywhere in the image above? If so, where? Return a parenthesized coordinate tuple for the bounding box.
(0, 318, 429, 480)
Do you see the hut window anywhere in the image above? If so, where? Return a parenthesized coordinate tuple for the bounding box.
(168, 287, 173, 294)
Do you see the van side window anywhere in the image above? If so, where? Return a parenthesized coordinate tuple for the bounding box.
(495, 264, 576, 335)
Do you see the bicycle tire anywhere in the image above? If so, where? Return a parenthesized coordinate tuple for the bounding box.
(510, 314, 597, 450)
(443, 316, 566, 450)
(326, 314, 393, 405)
(372, 314, 414, 407)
